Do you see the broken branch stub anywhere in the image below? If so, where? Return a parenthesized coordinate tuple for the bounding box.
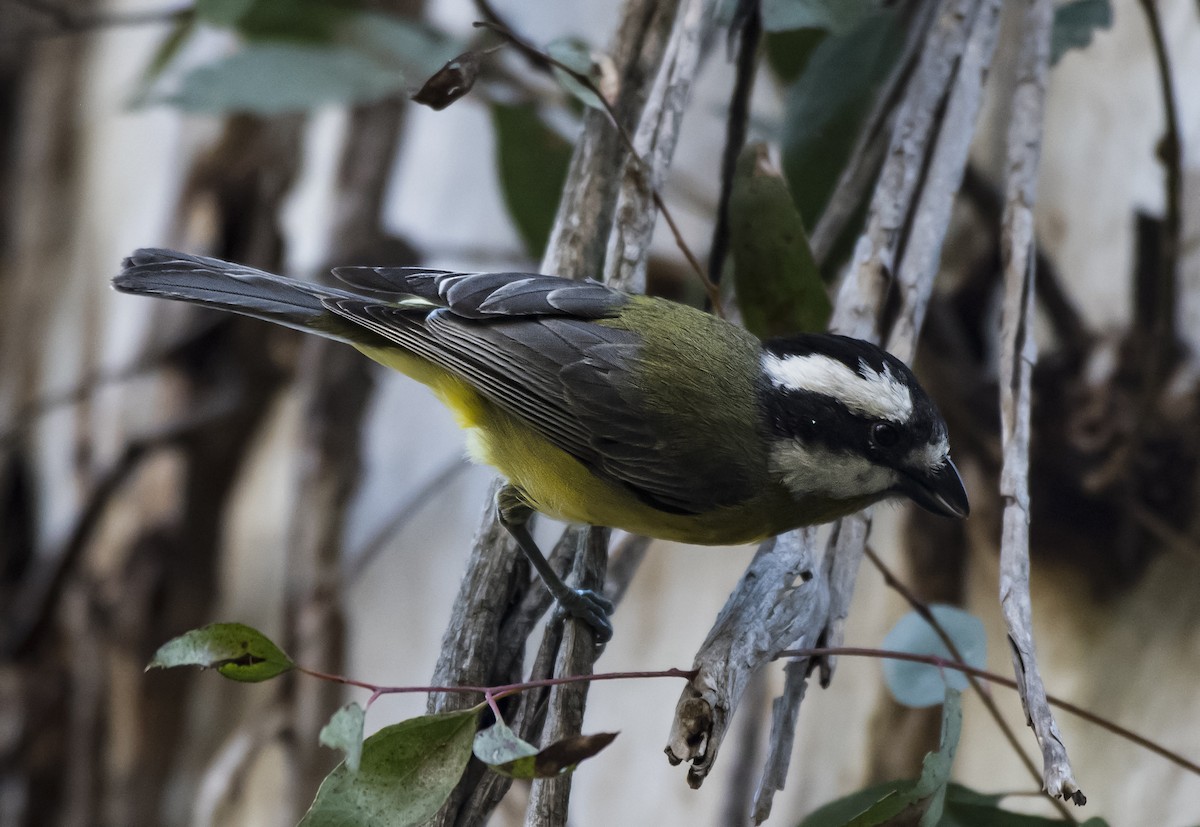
(664, 529, 828, 787)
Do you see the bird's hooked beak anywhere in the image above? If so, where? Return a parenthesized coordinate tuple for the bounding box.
(898, 457, 970, 519)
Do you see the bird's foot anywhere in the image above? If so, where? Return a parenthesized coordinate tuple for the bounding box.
(553, 588, 615, 644)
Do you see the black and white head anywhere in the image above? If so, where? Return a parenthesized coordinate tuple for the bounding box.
(758, 334, 970, 519)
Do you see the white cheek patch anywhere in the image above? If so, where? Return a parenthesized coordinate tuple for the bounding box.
(771, 442, 899, 500)
(762, 352, 913, 423)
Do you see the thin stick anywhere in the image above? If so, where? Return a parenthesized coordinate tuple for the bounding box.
(298, 647, 1200, 779)
(475, 19, 723, 312)
(997, 0, 1083, 805)
(863, 545, 1074, 820)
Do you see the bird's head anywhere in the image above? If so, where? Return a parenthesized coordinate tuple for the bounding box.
(757, 334, 969, 520)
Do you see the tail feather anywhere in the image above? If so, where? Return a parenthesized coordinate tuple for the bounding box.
(114, 248, 361, 342)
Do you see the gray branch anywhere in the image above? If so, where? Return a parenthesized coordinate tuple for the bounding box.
(529, 3, 720, 821)
(751, 658, 812, 825)
(667, 1, 1010, 818)
(663, 529, 827, 787)
(603, 0, 719, 291)
(428, 2, 705, 825)
(998, 0, 1084, 805)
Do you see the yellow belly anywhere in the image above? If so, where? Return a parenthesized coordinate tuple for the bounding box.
(356, 343, 772, 544)
(354, 343, 867, 544)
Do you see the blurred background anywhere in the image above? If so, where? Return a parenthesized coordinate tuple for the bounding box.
(1, 0, 1199, 825)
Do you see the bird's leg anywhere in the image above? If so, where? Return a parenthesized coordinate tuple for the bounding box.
(495, 484, 614, 642)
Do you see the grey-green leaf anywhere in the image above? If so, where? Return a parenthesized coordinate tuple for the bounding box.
(1050, 0, 1113, 65)
(473, 719, 539, 766)
(320, 703, 366, 774)
(882, 605, 986, 708)
(491, 103, 572, 258)
(798, 689, 962, 825)
(146, 622, 293, 682)
(914, 689, 962, 826)
(762, 0, 881, 35)
(300, 708, 481, 827)
(152, 42, 408, 114)
(729, 143, 830, 338)
(547, 37, 605, 109)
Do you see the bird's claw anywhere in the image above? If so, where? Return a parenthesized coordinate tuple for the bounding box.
(555, 588, 615, 644)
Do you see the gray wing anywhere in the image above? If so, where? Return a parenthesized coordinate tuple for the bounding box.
(324, 268, 743, 514)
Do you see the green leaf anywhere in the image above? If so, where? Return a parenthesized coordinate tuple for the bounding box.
(195, 0, 361, 43)
(146, 622, 293, 682)
(882, 605, 986, 708)
(803, 781, 1109, 827)
(547, 37, 605, 110)
(944, 783, 1110, 826)
(194, 0, 254, 28)
(153, 42, 408, 114)
(236, 0, 357, 43)
(320, 703, 366, 774)
(764, 28, 827, 84)
(729, 143, 830, 338)
(762, 0, 882, 35)
(1050, 0, 1113, 65)
(798, 780, 913, 827)
(781, 9, 902, 229)
(913, 689, 962, 826)
(300, 708, 481, 827)
(486, 731, 618, 779)
(490, 103, 573, 258)
(797, 690, 961, 825)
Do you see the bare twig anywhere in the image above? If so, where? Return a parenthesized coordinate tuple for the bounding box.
(750, 657, 811, 824)
(707, 0, 761, 288)
(476, 17, 723, 308)
(664, 528, 827, 788)
(600, 0, 720, 297)
(778, 646, 1200, 780)
(1134, 0, 1183, 386)
(428, 4, 683, 824)
(471, 0, 552, 72)
(280, 93, 415, 817)
(885, 0, 1002, 354)
(809, 0, 938, 265)
(997, 0, 1083, 805)
(192, 708, 288, 827)
(526, 526, 609, 825)
(669, 0, 1007, 802)
(345, 455, 471, 583)
(603, 532, 653, 605)
(0, 318, 225, 451)
(0, 407, 224, 657)
(830, 0, 986, 342)
(863, 545, 1075, 821)
(958, 164, 1092, 357)
(302, 645, 1200, 780)
(825, 0, 1003, 680)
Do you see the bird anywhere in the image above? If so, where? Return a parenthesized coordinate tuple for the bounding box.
(114, 248, 969, 641)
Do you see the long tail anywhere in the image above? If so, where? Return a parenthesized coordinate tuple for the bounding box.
(114, 248, 364, 343)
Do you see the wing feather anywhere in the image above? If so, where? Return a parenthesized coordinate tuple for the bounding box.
(324, 271, 748, 513)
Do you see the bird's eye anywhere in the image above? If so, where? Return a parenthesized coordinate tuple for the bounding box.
(870, 422, 900, 449)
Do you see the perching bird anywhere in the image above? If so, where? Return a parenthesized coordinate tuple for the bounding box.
(114, 249, 969, 641)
